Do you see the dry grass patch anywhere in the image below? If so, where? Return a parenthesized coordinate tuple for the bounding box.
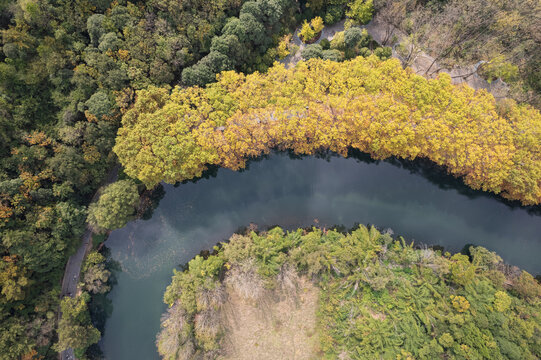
(221, 272, 319, 360)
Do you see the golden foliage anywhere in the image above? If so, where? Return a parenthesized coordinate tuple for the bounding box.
(450, 295, 470, 312)
(24, 131, 52, 147)
(115, 57, 541, 205)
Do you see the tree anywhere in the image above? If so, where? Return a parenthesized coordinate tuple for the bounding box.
(346, 0, 374, 25)
(299, 17, 324, 43)
(514, 271, 541, 301)
(85, 91, 113, 119)
(276, 35, 292, 59)
(87, 180, 140, 232)
(299, 20, 316, 43)
(395, 8, 432, 68)
(311, 16, 324, 34)
(321, 49, 343, 61)
(82, 251, 111, 294)
(373, 0, 408, 45)
(0, 257, 30, 302)
(301, 44, 323, 60)
(210, 34, 244, 63)
(98, 32, 121, 52)
(55, 296, 100, 352)
(344, 27, 363, 49)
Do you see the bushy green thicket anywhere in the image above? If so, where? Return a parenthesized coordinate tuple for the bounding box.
(159, 226, 541, 360)
(182, 0, 298, 86)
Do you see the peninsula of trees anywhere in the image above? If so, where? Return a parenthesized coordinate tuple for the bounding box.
(158, 226, 541, 359)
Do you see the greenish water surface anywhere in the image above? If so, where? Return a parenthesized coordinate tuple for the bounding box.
(101, 153, 541, 359)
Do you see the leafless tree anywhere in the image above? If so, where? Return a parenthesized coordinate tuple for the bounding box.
(373, 0, 410, 45)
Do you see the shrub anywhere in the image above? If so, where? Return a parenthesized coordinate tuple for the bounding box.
(344, 27, 363, 49)
(374, 46, 392, 60)
(321, 49, 343, 61)
(480, 55, 519, 83)
(330, 31, 345, 50)
(225, 259, 265, 301)
(319, 38, 330, 50)
(301, 44, 323, 60)
(358, 47, 371, 57)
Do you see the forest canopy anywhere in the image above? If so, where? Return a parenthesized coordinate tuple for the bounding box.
(114, 57, 541, 205)
(158, 225, 541, 359)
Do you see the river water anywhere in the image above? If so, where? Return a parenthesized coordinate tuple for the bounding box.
(101, 152, 541, 359)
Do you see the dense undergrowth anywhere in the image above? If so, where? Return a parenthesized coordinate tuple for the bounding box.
(115, 56, 541, 205)
(158, 225, 541, 359)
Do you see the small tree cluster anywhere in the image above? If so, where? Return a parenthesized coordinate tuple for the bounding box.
(182, 0, 295, 86)
(299, 16, 325, 43)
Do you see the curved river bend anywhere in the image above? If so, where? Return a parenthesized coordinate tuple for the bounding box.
(101, 153, 541, 359)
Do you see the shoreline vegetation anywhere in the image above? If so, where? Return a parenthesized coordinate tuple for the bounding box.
(158, 225, 541, 359)
(115, 56, 541, 205)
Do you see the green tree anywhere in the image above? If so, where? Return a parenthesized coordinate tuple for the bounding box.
(87, 14, 106, 47)
(87, 180, 140, 232)
(301, 44, 323, 60)
(55, 296, 100, 352)
(85, 91, 113, 119)
(82, 251, 111, 294)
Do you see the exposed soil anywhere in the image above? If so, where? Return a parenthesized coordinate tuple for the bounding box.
(221, 277, 320, 360)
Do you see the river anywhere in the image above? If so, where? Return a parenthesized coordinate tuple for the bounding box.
(100, 152, 541, 359)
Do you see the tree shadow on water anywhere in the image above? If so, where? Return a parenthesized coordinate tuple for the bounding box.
(162, 148, 540, 217)
(347, 148, 541, 217)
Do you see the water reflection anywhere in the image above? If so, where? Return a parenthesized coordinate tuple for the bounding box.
(101, 152, 541, 360)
